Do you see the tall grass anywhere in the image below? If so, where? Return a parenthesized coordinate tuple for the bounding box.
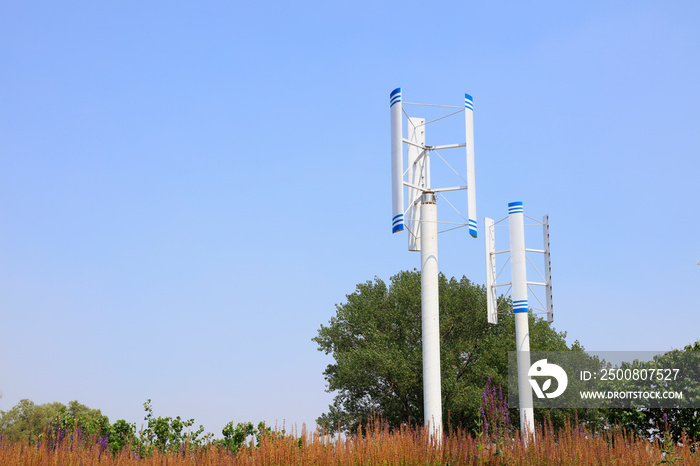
(0, 415, 697, 465)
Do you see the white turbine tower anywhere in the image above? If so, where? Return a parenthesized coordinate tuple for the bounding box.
(390, 88, 477, 440)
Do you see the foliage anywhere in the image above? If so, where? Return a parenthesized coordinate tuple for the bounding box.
(215, 420, 277, 452)
(106, 418, 137, 453)
(217, 421, 255, 452)
(138, 399, 206, 454)
(0, 413, 697, 465)
(0, 399, 108, 443)
(479, 378, 511, 441)
(313, 270, 599, 434)
(605, 340, 700, 446)
(475, 378, 512, 458)
(0, 388, 698, 464)
(0, 397, 281, 457)
(53, 401, 111, 439)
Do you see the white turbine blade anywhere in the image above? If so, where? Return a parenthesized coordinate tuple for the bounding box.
(465, 93, 477, 238)
(543, 214, 553, 323)
(407, 117, 425, 251)
(485, 217, 498, 324)
(390, 87, 404, 233)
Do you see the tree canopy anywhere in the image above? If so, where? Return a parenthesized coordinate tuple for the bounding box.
(0, 399, 108, 442)
(605, 341, 700, 442)
(313, 270, 582, 433)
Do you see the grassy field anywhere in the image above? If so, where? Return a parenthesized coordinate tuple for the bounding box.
(0, 416, 698, 465)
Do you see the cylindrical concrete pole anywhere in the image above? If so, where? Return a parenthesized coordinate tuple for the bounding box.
(420, 191, 442, 440)
(508, 201, 535, 441)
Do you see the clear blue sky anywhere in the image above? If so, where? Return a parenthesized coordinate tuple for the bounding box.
(1, 1, 698, 435)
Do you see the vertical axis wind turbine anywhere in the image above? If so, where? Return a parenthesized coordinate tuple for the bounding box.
(390, 88, 477, 439)
(484, 202, 553, 441)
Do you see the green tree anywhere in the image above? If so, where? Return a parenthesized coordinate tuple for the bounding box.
(138, 399, 205, 454)
(55, 400, 110, 437)
(215, 421, 276, 452)
(606, 340, 700, 443)
(313, 270, 597, 434)
(108, 419, 137, 453)
(0, 399, 108, 442)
